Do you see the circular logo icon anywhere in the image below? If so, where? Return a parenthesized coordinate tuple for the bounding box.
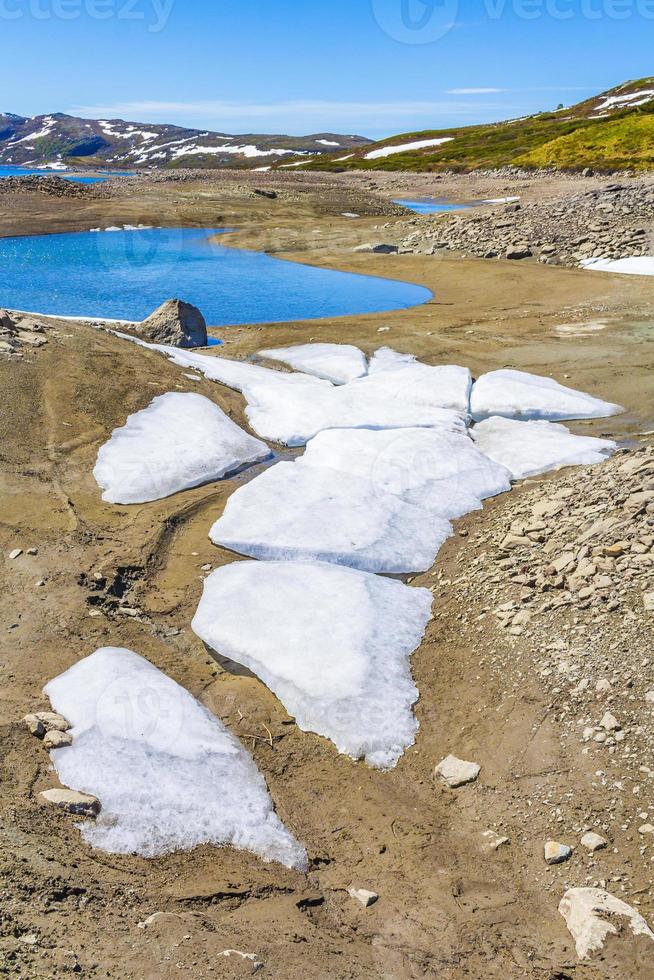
(372, 0, 460, 44)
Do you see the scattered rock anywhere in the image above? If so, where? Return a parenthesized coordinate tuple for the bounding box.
(434, 754, 480, 788)
(354, 242, 398, 254)
(480, 829, 511, 851)
(9, 548, 23, 560)
(23, 714, 45, 738)
(43, 730, 73, 749)
(559, 887, 654, 959)
(347, 887, 379, 907)
(254, 188, 277, 199)
(40, 788, 100, 817)
(544, 841, 572, 865)
(34, 711, 70, 732)
(580, 832, 608, 853)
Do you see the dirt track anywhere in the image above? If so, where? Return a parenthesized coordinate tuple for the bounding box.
(1, 169, 653, 978)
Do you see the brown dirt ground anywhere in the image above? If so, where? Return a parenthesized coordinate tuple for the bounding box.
(1, 170, 653, 979)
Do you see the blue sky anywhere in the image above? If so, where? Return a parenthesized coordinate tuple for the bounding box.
(3, 0, 652, 137)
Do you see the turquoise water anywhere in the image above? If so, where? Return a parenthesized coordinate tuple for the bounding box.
(0, 227, 432, 325)
(0, 165, 107, 184)
(394, 198, 471, 215)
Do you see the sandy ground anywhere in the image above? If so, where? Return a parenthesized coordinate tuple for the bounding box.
(1, 169, 654, 978)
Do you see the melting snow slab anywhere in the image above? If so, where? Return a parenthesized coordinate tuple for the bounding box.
(94, 392, 271, 503)
(471, 417, 616, 480)
(358, 348, 472, 415)
(559, 887, 654, 960)
(258, 343, 368, 384)
(209, 459, 451, 573)
(43, 647, 307, 868)
(192, 561, 433, 768)
(300, 427, 511, 519)
(470, 369, 623, 422)
(580, 256, 654, 276)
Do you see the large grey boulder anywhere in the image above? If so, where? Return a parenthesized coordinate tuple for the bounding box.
(137, 299, 207, 348)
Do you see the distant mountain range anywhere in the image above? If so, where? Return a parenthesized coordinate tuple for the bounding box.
(303, 78, 654, 173)
(0, 112, 371, 169)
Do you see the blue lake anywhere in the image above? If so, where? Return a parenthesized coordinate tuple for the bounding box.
(393, 198, 472, 215)
(0, 227, 432, 325)
(0, 165, 133, 184)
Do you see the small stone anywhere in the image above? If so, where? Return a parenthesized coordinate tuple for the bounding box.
(481, 830, 510, 851)
(435, 754, 480, 788)
(43, 730, 73, 749)
(9, 548, 23, 560)
(600, 712, 620, 732)
(40, 788, 100, 816)
(595, 679, 612, 695)
(645, 691, 654, 704)
(23, 714, 45, 738)
(644, 593, 654, 612)
(638, 824, 654, 835)
(580, 832, 608, 853)
(347, 887, 378, 907)
(26, 547, 38, 556)
(35, 711, 70, 732)
(544, 841, 572, 865)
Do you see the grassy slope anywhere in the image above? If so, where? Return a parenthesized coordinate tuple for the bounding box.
(304, 79, 654, 173)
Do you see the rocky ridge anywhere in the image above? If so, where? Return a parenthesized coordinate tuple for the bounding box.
(394, 178, 654, 267)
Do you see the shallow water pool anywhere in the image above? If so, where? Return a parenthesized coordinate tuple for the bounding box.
(0, 227, 432, 325)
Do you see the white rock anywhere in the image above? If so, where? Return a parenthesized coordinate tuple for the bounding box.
(434, 754, 480, 788)
(209, 460, 451, 574)
(258, 343, 368, 384)
(40, 788, 100, 816)
(43, 730, 73, 749)
(94, 392, 270, 504)
(480, 830, 510, 851)
(471, 417, 615, 480)
(470, 369, 623, 422)
(638, 824, 654, 835)
(43, 647, 307, 867)
(9, 548, 22, 560)
(559, 887, 654, 959)
(192, 561, 432, 769)
(580, 832, 608, 852)
(348, 887, 378, 907)
(600, 711, 620, 732)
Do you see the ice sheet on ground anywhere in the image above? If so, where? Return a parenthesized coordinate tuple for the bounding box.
(470, 369, 623, 422)
(357, 348, 473, 414)
(471, 417, 616, 480)
(192, 561, 433, 768)
(209, 460, 451, 573)
(43, 647, 307, 867)
(580, 256, 654, 276)
(300, 427, 511, 519)
(112, 333, 467, 445)
(93, 392, 271, 504)
(258, 343, 368, 384)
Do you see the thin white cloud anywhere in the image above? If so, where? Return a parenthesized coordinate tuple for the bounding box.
(446, 87, 506, 95)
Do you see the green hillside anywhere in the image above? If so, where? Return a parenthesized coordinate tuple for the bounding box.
(300, 78, 654, 173)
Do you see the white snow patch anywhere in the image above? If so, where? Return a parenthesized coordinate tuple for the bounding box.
(258, 343, 368, 385)
(580, 256, 654, 276)
(192, 561, 433, 768)
(93, 392, 270, 504)
(470, 369, 623, 422)
(316, 139, 340, 146)
(43, 647, 307, 867)
(481, 196, 520, 204)
(209, 459, 452, 573)
(301, 426, 511, 519)
(173, 144, 303, 160)
(357, 348, 472, 414)
(559, 887, 654, 960)
(471, 416, 616, 480)
(595, 89, 654, 112)
(365, 138, 453, 160)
